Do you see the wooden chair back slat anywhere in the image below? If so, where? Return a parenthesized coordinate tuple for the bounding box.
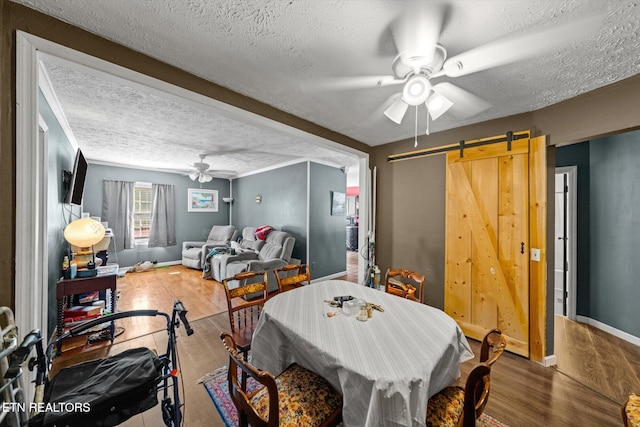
(384, 268, 425, 302)
(274, 264, 311, 293)
(222, 271, 268, 357)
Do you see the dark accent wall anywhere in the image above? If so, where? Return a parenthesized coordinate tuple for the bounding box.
(551, 132, 640, 338)
(309, 162, 347, 279)
(83, 164, 230, 268)
(556, 142, 591, 316)
(40, 90, 81, 336)
(589, 131, 640, 337)
(232, 162, 308, 262)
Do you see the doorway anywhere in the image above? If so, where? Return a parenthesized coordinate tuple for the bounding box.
(554, 167, 577, 320)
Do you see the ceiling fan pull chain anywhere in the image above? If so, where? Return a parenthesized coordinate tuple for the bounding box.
(426, 108, 430, 136)
(414, 106, 418, 147)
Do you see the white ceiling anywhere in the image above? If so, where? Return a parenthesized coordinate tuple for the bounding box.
(15, 0, 640, 185)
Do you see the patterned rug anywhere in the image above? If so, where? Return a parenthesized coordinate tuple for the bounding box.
(202, 368, 509, 426)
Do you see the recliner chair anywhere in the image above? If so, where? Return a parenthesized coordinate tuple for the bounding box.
(181, 225, 237, 269)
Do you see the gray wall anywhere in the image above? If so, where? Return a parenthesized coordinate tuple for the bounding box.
(309, 162, 347, 279)
(376, 152, 447, 307)
(556, 130, 640, 338)
(40, 90, 81, 336)
(589, 131, 640, 337)
(232, 161, 347, 279)
(83, 164, 231, 268)
(232, 162, 308, 262)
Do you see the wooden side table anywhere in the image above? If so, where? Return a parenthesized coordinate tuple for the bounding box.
(56, 274, 117, 344)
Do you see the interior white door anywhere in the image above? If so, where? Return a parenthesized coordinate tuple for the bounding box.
(554, 173, 567, 316)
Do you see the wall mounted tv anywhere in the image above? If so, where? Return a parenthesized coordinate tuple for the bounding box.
(65, 149, 88, 206)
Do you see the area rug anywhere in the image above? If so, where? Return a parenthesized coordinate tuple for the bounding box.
(202, 368, 509, 426)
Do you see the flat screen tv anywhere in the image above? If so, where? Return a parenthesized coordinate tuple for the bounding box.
(65, 149, 88, 206)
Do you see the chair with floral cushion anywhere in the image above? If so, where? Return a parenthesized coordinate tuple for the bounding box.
(479, 329, 507, 367)
(623, 393, 640, 427)
(384, 268, 425, 302)
(426, 363, 492, 427)
(220, 332, 343, 427)
(274, 264, 311, 294)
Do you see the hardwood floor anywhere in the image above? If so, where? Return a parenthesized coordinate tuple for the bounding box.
(554, 314, 640, 405)
(52, 260, 630, 426)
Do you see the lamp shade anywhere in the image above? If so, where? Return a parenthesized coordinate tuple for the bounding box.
(64, 218, 105, 248)
(384, 97, 409, 124)
(426, 91, 454, 120)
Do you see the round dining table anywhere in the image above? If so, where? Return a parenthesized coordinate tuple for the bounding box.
(250, 280, 474, 427)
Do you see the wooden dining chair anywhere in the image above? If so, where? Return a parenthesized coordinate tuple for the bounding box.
(622, 393, 640, 427)
(274, 264, 311, 294)
(384, 268, 425, 302)
(220, 332, 343, 427)
(426, 363, 492, 427)
(222, 270, 268, 359)
(479, 329, 507, 366)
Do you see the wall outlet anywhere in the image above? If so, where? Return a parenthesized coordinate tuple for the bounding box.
(531, 248, 541, 262)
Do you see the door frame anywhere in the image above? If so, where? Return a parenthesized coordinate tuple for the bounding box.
(555, 166, 577, 320)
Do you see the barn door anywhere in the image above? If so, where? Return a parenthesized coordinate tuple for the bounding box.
(445, 133, 530, 357)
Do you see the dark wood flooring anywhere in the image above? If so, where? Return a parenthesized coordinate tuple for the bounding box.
(554, 314, 640, 405)
(52, 257, 630, 426)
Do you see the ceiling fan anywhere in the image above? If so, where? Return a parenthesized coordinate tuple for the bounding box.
(187, 153, 236, 183)
(309, 3, 603, 143)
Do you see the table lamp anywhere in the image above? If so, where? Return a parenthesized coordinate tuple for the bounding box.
(64, 218, 105, 273)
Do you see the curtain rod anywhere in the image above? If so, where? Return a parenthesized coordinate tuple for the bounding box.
(387, 131, 530, 163)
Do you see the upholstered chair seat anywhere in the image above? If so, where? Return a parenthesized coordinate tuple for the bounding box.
(220, 332, 342, 427)
(249, 363, 343, 426)
(426, 386, 466, 427)
(623, 393, 640, 427)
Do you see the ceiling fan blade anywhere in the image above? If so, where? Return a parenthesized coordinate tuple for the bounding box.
(432, 82, 491, 118)
(391, 2, 447, 72)
(434, 14, 604, 78)
(300, 75, 404, 92)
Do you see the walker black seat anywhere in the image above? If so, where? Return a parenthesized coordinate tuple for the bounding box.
(29, 347, 163, 427)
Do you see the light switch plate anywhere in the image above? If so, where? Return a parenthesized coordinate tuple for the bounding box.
(531, 248, 541, 262)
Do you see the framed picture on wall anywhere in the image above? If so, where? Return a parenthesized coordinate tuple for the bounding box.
(331, 191, 346, 216)
(188, 188, 218, 212)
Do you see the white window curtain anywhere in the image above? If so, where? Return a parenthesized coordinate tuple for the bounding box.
(148, 183, 176, 248)
(102, 180, 135, 251)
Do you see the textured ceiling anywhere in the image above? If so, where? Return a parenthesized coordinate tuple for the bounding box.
(15, 0, 640, 182)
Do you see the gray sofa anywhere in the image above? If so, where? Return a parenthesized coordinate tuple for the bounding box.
(214, 229, 295, 294)
(207, 227, 264, 280)
(181, 225, 237, 269)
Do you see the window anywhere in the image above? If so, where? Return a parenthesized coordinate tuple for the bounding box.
(134, 182, 152, 241)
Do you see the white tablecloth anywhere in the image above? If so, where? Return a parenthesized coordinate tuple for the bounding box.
(251, 280, 474, 427)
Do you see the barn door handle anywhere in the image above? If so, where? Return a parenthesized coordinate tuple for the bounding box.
(521, 242, 525, 254)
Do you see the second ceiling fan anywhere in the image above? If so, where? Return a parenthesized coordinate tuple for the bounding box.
(188, 153, 236, 183)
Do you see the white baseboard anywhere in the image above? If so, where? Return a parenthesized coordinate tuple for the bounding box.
(311, 271, 347, 283)
(120, 260, 182, 272)
(575, 315, 640, 346)
(541, 355, 557, 367)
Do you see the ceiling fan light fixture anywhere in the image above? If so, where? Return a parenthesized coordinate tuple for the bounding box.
(426, 92, 453, 120)
(188, 171, 199, 181)
(402, 75, 431, 106)
(384, 97, 409, 124)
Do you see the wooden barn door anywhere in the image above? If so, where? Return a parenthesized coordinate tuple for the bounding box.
(445, 133, 530, 357)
